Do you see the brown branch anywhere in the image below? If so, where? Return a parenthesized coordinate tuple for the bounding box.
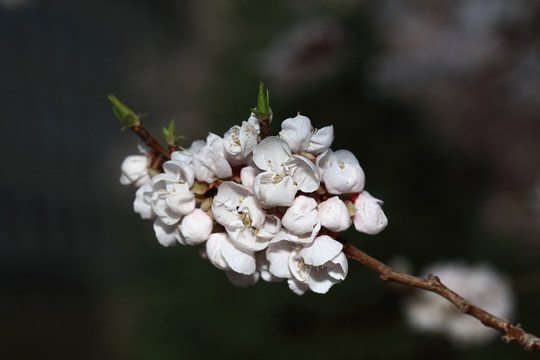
(131, 124, 171, 160)
(342, 242, 540, 351)
(259, 118, 271, 140)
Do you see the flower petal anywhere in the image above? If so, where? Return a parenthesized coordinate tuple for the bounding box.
(153, 218, 178, 247)
(327, 252, 348, 280)
(221, 240, 257, 275)
(307, 125, 334, 154)
(288, 155, 320, 193)
(252, 136, 292, 172)
(253, 171, 297, 207)
(282, 195, 319, 234)
(353, 191, 388, 235)
(266, 240, 296, 278)
(179, 209, 213, 245)
(226, 271, 260, 287)
(288, 278, 309, 295)
(299, 235, 343, 266)
(318, 196, 352, 232)
(279, 115, 312, 153)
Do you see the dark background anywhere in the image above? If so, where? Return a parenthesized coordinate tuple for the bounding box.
(2, 0, 540, 359)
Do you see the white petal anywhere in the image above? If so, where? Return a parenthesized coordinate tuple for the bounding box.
(318, 196, 352, 232)
(153, 218, 178, 247)
(205, 233, 231, 270)
(179, 209, 213, 245)
(237, 196, 266, 229)
(282, 195, 319, 234)
(240, 165, 260, 193)
(266, 241, 296, 278)
(165, 183, 196, 216)
(288, 278, 309, 295)
(327, 252, 348, 280)
(321, 150, 365, 194)
(288, 155, 320, 193)
(252, 136, 292, 172)
(221, 241, 257, 275)
(133, 183, 155, 219)
(354, 191, 388, 234)
(258, 215, 282, 240)
(226, 271, 260, 287)
(307, 269, 338, 294)
(299, 235, 343, 266)
(307, 125, 334, 154)
(212, 181, 251, 228)
(256, 252, 283, 283)
(253, 172, 297, 207)
(162, 158, 194, 186)
(278, 115, 312, 153)
(240, 121, 259, 156)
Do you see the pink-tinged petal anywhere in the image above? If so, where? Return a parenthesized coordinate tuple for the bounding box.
(327, 252, 348, 280)
(153, 218, 178, 247)
(288, 278, 309, 295)
(226, 271, 260, 287)
(282, 195, 319, 234)
(221, 241, 257, 275)
(205, 233, 230, 270)
(252, 136, 292, 172)
(253, 172, 297, 206)
(266, 241, 296, 278)
(307, 125, 334, 154)
(299, 235, 343, 266)
(354, 191, 388, 234)
(279, 115, 312, 153)
(318, 196, 352, 232)
(179, 209, 213, 245)
(288, 155, 320, 193)
(133, 183, 155, 219)
(240, 165, 260, 193)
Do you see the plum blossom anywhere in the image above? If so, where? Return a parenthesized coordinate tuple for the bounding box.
(212, 181, 281, 252)
(266, 235, 348, 294)
(252, 137, 320, 207)
(353, 191, 388, 235)
(223, 114, 260, 164)
(187, 133, 232, 183)
(179, 209, 213, 245)
(205, 232, 257, 275)
(278, 115, 334, 155)
(273, 195, 321, 244)
(120, 155, 150, 187)
(318, 196, 352, 232)
(404, 261, 515, 347)
(317, 149, 365, 194)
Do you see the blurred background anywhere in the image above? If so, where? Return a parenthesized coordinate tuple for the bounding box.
(2, 0, 540, 359)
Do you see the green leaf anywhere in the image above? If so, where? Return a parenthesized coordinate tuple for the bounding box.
(162, 119, 186, 146)
(108, 94, 141, 128)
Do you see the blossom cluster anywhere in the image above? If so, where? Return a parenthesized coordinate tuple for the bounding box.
(120, 114, 388, 294)
(403, 261, 515, 347)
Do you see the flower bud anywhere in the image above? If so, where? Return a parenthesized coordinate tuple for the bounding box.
(120, 155, 150, 187)
(318, 196, 352, 232)
(353, 191, 388, 234)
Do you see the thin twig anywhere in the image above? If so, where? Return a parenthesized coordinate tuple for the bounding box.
(131, 124, 171, 160)
(342, 242, 540, 351)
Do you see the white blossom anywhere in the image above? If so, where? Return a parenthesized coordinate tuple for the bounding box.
(187, 133, 232, 183)
(404, 261, 515, 347)
(252, 136, 320, 207)
(266, 235, 348, 294)
(212, 181, 281, 252)
(179, 209, 213, 245)
(317, 149, 365, 194)
(223, 114, 260, 164)
(353, 191, 388, 235)
(205, 232, 257, 275)
(278, 115, 334, 154)
(318, 196, 352, 232)
(120, 155, 150, 187)
(273, 195, 321, 244)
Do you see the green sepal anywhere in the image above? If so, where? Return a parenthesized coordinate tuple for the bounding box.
(163, 119, 186, 146)
(250, 81, 272, 122)
(108, 94, 141, 128)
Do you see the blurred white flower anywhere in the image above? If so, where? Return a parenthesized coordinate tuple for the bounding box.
(404, 261, 515, 347)
(120, 155, 150, 187)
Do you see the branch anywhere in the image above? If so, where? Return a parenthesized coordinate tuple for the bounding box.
(131, 124, 171, 161)
(342, 242, 540, 351)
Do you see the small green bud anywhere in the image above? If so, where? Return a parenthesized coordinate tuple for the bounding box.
(250, 81, 272, 122)
(162, 119, 186, 146)
(108, 94, 141, 128)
